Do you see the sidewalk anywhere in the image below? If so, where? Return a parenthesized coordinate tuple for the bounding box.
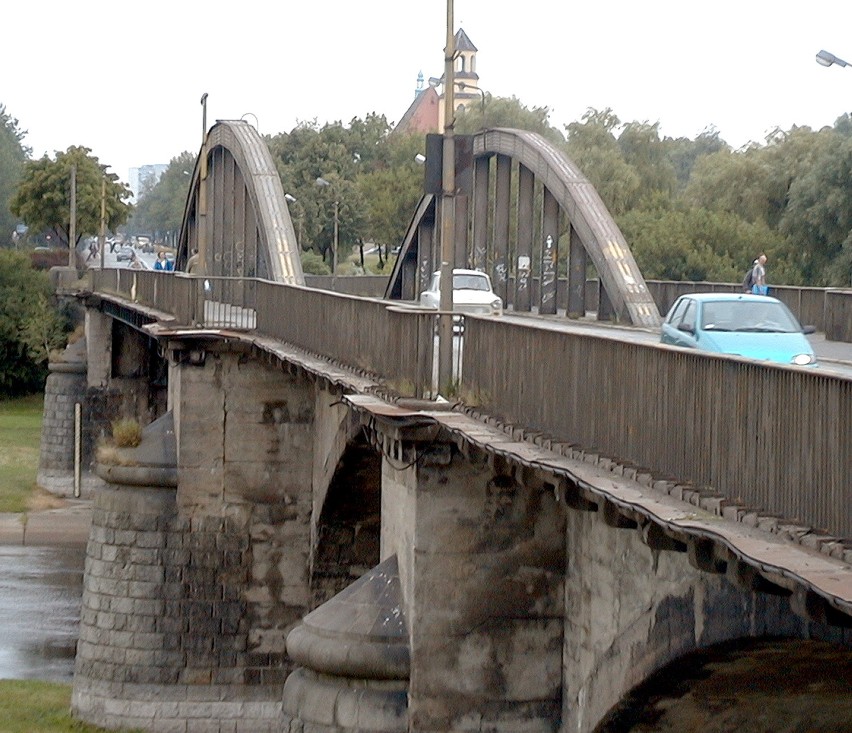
(0, 500, 92, 547)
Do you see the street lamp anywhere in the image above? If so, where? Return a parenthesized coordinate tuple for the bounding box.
(284, 193, 303, 247)
(315, 177, 339, 274)
(240, 112, 259, 131)
(816, 49, 850, 68)
(429, 76, 487, 119)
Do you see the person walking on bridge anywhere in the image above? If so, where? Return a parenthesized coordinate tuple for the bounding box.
(751, 253, 768, 295)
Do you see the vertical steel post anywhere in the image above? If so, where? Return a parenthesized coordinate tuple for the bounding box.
(438, 0, 456, 393)
(540, 186, 559, 314)
(472, 156, 489, 272)
(567, 224, 587, 318)
(492, 155, 511, 306)
(515, 164, 534, 312)
(333, 199, 339, 275)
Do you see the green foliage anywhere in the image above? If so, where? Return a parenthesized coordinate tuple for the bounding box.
(0, 679, 143, 732)
(780, 132, 852, 285)
(618, 203, 790, 283)
(128, 151, 195, 237)
(10, 146, 132, 249)
(0, 250, 72, 396)
(356, 132, 424, 249)
(0, 395, 43, 513)
(0, 105, 29, 248)
(456, 95, 564, 144)
(300, 249, 331, 275)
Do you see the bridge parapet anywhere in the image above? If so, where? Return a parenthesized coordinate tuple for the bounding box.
(461, 316, 852, 543)
(85, 268, 852, 543)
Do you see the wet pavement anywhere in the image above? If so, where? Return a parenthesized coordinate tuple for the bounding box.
(0, 502, 90, 683)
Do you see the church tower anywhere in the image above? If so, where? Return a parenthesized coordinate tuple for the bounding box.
(393, 28, 482, 136)
(439, 28, 481, 127)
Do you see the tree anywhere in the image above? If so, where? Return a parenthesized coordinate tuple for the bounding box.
(356, 132, 424, 252)
(780, 133, 852, 285)
(617, 121, 677, 204)
(565, 109, 641, 216)
(0, 105, 29, 248)
(129, 152, 195, 239)
(269, 120, 370, 267)
(455, 95, 564, 144)
(0, 249, 73, 396)
(618, 202, 792, 283)
(10, 146, 132, 250)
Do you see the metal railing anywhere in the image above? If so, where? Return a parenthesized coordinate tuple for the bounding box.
(461, 316, 852, 539)
(90, 269, 851, 537)
(91, 269, 435, 398)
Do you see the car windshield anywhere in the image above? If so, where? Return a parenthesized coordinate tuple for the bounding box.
(452, 274, 490, 291)
(700, 301, 801, 333)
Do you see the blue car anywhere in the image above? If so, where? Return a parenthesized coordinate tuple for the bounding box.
(660, 293, 817, 366)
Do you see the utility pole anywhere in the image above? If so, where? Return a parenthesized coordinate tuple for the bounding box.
(98, 177, 106, 270)
(438, 0, 456, 394)
(332, 199, 339, 275)
(68, 164, 77, 268)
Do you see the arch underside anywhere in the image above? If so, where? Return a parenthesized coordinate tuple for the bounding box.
(386, 127, 660, 328)
(177, 120, 304, 284)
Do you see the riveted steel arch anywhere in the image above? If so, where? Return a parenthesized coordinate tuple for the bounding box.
(177, 120, 304, 284)
(387, 128, 660, 327)
(477, 128, 658, 326)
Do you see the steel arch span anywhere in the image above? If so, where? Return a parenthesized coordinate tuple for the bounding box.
(176, 120, 304, 284)
(386, 127, 661, 328)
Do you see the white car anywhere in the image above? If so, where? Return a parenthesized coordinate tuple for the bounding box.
(419, 268, 503, 317)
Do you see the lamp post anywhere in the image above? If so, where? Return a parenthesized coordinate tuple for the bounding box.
(315, 177, 339, 274)
(456, 81, 487, 119)
(284, 193, 303, 248)
(198, 92, 209, 275)
(816, 49, 850, 68)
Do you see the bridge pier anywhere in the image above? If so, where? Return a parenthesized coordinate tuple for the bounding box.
(381, 430, 566, 732)
(72, 341, 363, 731)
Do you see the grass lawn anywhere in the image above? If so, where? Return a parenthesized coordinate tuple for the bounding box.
(0, 394, 45, 513)
(0, 680, 141, 732)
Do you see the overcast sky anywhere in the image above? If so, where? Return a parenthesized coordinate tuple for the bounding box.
(4, 1, 852, 184)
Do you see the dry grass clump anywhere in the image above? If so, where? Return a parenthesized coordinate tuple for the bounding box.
(96, 443, 140, 467)
(111, 418, 142, 448)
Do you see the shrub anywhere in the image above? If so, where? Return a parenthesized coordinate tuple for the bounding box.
(111, 418, 142, 448)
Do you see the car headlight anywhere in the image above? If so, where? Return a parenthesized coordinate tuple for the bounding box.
(792, 353, 816, 366)
(491, 299, 503, 312)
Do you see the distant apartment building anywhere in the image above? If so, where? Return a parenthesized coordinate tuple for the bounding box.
(128, 164, 168, 202)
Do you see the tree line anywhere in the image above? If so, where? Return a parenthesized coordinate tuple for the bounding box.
(2, 96, 852, 394)
(129, 100, 852, 285)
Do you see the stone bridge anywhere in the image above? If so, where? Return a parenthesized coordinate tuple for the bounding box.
(39, 120, 851, 732)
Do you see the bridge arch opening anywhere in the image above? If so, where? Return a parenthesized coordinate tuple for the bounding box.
(594, 637, 852, 733)
(311, 433, 382, 608)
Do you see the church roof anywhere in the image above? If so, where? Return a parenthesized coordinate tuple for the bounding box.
(454, 28, 477, 52)
(392, 85, 440, 136)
